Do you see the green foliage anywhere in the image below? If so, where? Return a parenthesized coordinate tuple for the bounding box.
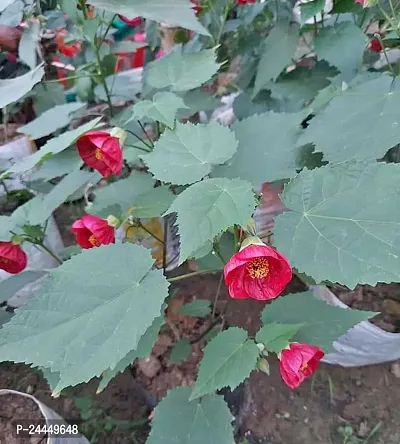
(18, 21, 40, 70)
(300, 75, 400, 162)
(255, 323, 304, 353)
(169, 339, 192, 364)
(129, 92, 187, 128)
(0, 244, 169, 393)
(0, 0, 23, 26)
(299, 0, 326, 23)
(178, 299, 212, 317)
(167, 178, 256, 263)
(90, 0, 210, 35)
(275, 161, 400, 288)
(314, 22, 366, 74)
(0, 271, 47, 304)
(146, 48, 221, 92)
(253, 22, 300, 96)
(147, 387, 234, 444)
(195, 232, 235, 270)
(131, 186, 176, 219)
(261, 292, 376, 352)
(214, 112, 303, 185)
(18, 103, 86, 140)
(29, 149, 83, 182)
(143, 121, 238, 185)
(190, 327, 259, 400)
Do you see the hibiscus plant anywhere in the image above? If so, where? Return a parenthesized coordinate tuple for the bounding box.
(0, 0, 399, 441)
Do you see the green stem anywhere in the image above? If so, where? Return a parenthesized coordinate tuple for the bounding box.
(168, 270, 219, 283)
(125, 130, 153, 150)
(37, 242, 63, 265)
(126, 144, 152, 153)
(43, 74, 95, 84)
(212, 273, 224, 319)
(138, 121, 154, 148)
(136, 221, 164, 244)
(79, 0, 88, 19)
(375, 33, 396, 76)
(94, 44, 113, 117)
(233, 225, 239, 253)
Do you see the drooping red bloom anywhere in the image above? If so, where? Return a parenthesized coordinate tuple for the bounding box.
(56, 30, 82, 58)
(224, 242, 292, 301)
(0, 242, 27, 274)
(71, 215, 115, 249)
(279, 343, 324, 389)
(77, 131, 123, 178)
(369, 38, 383, 52)
(237, 0, 256, 4)
(118, 15, 142, 27)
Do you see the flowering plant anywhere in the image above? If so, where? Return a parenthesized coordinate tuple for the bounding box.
(0, 0, 399, 440)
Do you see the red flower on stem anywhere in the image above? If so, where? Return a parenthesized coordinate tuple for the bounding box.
(0, 241, 27, 274)
(77, 129, 125, 178)
(369, 37, 384, 52)
(279, 343, 325, 389)
(224, 240, 292, 301)
(56, 30, 82, 58)
(237, 0, 256, 4)
(117, 15, 142, 27)
(71, 215, 115, 249)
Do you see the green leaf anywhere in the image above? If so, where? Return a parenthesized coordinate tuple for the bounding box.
(131, 186, 175, 219)
(274, 161, 400, 288)
(178, 89, 220, 119)
(88, 172, 155, 218)
(178, 299, 211, 317)
(0, 311, 13, 328)
(314, 22, 365, 74)
(261, 292, 376, 352)
(18, 102, 86, 140)
(0, 65, 44, 109)
(97, 315, 164, 393)
(18, 21, 40, 70)
(299, 75, 400, 162)
(143, 122, 238, 185)
(255, 323, 304, 353)
(147, 387, 234, 444)
(214, 112, 303, 186)
(28, 149, 83, 182)
(0, 244, 170, 393)
(331, 0, 362, 13)
(0, 271, 47, 304)
(28, 170, 100, 225)
(0, 0, 23, 26)
(146, 48, 220, 92)
(190, 327, 259, 400)
(110, 40, 147, 54)
(0, 0, 16, 12)
(0, 216, 17, 241)
(129, 92, 187, 128)
(167, 178, 256, 263)
(90, 0, 210, 35)
(169, 339, 192, 364)
(253, 22, 299, 96)
(195, 232, 235, 271)
(94, 74, 141, 105)
(300, 0, 326, 23)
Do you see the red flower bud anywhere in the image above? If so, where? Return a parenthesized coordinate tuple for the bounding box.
(71, 215, 115, 249)
(224, 242, 292, 301)
(368, 38, 383, 52)
(279, 343, 324, 389)
(77, 130, 123, 178)
(0, 241, 27, 274)
(117, 15, 142, 27)
(56, 30, 81, 58)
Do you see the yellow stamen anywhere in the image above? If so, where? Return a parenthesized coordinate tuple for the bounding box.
(95, 148, 103, 160)
(0, 257, 10, 264)
(299, 363, 308, 373)
(246, 257, 269, 279)
(88, 235, 99, 246)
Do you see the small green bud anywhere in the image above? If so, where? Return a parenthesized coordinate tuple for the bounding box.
(11, 235, 24, 246)
(106, 215, 120, 228)
(110, 127, 127, 146)
(239, 235, 264, 251)
(257, 358, 270, 375)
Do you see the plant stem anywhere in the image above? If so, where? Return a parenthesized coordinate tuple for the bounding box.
(162, 217, 168, 276)
(138, 121, 154, 147)
(168, 270, 219, 283)
(212, 273, 224, 319)
(125, 130, 153, 150)
(376, 33, 396, 76)
(94, 44, 113, 117)
(37, 242, 63, 265)
(136, 220, 164, 244)
(191, 317, 221, 344)
(126, 144, 152, 153)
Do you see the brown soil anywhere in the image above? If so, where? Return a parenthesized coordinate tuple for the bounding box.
(0, 393, 46, 444)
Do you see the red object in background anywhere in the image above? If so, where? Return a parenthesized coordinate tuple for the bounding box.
(72, 215, 115, 249)
(117, 15, 142, 27)
(155, 49, 165, 59)
(56, 30, 81, 57)
(369, 38, 384, 52)
(237, 0, 256, 4)
(115, 32, 147, 71)
(0, 242, 27, 274)
(77, 131, 123, 178)
(223, 243, 292, 301)
(191, 0, 202, 15)
(279, 343, 325, 389)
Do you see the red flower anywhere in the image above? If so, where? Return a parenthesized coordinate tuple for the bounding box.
(0, 242, 27, 274)
(224, 242, 292, 301)
(191, 0, 202, 15)
(369, 38, 383, 52)
(279, 343, 324, 389)
(56, 30, 81, 58)
(77, 130, 124, 178)
(118, 15, 142, 27)
(237, 0, 256, 4)
(71, 215, 115, 249)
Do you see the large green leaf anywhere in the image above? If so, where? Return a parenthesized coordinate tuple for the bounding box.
(97, 314, 164, 393)
(214, 112, 303, 186)
(169, 339, 192, 364)
(18, 102, 86, 140)
(147, 387, 234, 444)
(253, 22, 299, 96)
(88, 172, 155, 218)
(3, 118, 102, 176)
(255, 323, 303, 353)
(0, 0, 23, 26)
(28, 149, 83, 182)
(0, 244, 169, 393)
(190, 327, 259, 400)
(143, 122, 238, 185)
(178, 299, 211, 317)
(18, 20, 40, 70)
(90, 0, 210, 35)
(261, 292, 375, 352)
(0, 0, 16, 12)
(274, 161, 400, 288)
(0, 216, 17, 241)
(146, 48, 220, 92)
(0, 271, 47, 304)
(131, 186, 175, 219)
(0, 65, 44, 109)
(0, 311, 13, 328)
(167, 178, 256, 263)
(128, 92, 187, 128)
(314, 22, 365, 74)
(300, 0, 326, 23)
(299, 75, 400, 162)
